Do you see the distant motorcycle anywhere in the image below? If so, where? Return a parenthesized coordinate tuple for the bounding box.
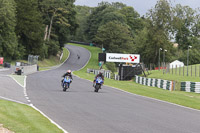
(62, 76, 72, 91)
(94, 77, 103, 92)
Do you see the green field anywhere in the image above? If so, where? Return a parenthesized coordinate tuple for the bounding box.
(69, 43, 200, 110)
(0, 100, 63, 133)
(147, 65, 200, 82)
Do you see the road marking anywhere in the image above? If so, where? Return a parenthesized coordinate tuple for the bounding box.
(0, 96, 27, 105)
(8, 75, 25, 88)
(6, 74, 69, 133)
(24, 76, 69, 133)
(74, 74, 200, 113)
(30, 104, 69, 133)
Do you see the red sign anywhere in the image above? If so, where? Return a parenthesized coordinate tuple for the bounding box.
(155, 67, 166, 70)
(0, 57, 4, 64)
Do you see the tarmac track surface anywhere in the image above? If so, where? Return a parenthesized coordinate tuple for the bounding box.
(27, 45, 200, 133)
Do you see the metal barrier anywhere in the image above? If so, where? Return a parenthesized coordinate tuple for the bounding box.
(87, 68, 111, 79)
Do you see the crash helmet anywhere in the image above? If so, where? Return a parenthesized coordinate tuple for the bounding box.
(99, 72, 102, 76)
(67, 70, 71, 74)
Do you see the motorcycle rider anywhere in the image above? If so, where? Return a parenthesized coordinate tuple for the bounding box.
(63, 70, 73, 79)
(93, 72, 104, 87)
(62, 70, 73, 87)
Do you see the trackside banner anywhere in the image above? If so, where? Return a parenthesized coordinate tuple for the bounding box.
(0, 57, 3, 65)
(106, 53, 140, 63)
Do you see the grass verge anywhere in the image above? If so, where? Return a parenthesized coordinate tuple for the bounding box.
(9, 75, 25, 87)
(69, 43, 200, 110)
(38, 48, 69, 71)
(0, 100, 63, 133)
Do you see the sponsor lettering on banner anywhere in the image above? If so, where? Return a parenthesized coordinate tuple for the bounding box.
(0, 57, 3, 65)
(106, 53, 140, 63)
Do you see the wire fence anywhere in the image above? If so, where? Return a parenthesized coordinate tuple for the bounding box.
(143, 63, 200, 77)
(28, 55, 39, 65)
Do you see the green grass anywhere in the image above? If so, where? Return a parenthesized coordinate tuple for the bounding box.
(9, 75, 25, 87)
(68, 43, 107, 70)
(145, 65, 200, 90)
(69, 43, 200, 110)
(0, 100, 63, 133)
(147, 65, 200, 82)
(38, 48, 69, 71)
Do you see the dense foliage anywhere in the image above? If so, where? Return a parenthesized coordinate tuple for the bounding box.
(74, 0, 200, 65)
(1, 0, 200, 65)
(0, 0, 77, 60)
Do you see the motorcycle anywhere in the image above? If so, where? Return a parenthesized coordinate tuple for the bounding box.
(62, 76, 72, 91)
(94, 77, 103, 92)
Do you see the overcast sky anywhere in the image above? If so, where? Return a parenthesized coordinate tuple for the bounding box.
(74, 0, 200, 16)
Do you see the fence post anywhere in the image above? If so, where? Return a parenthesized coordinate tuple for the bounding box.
(175, 65, 177, 75)
(195, 65, 196, 77)
(172, 65, 173, 75)
(179, 65, 181, 76)
(191, 65, 192, 77)
(183, 66, 184, 76)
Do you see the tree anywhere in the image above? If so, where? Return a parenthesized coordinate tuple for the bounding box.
(119, 6, 143, 34)
(134, 0, 174, 64)
(85, 3, 110, 41)
(95, 21, 134, 53)
(38, 0, 78, 52)
(74, 6, 93, 42)
(15, 0, 45, 58)
(172, 4, 196, 50)
(0, 0, 19, 60)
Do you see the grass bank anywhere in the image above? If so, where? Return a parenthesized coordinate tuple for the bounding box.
(69, 43, 200, 110)
(38, 48, 69, 71)
(0, 100, 63, 133)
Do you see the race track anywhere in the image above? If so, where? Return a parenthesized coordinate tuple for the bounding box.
(27, 44, 200, 133)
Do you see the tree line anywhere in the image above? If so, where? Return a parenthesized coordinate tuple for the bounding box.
(0, 0, 77, 61)
(1, 0, 200, 66)
(73, 0, 200, 66)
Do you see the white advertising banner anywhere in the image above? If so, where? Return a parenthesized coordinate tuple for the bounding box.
(106, 53, 140, 63)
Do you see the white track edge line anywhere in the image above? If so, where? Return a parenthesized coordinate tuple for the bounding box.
(0, 96, 27, 105)
(24, 75, 69, 133)
(29, 104, 69, 133)
(8, 75, 24, 88)
(73, 74, 200, 113)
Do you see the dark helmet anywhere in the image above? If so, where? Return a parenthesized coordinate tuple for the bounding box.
(99, 72, 102, 76)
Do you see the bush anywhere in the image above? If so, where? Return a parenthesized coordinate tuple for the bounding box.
(45, 40, 59, 57)
(105, 62, 117, 73)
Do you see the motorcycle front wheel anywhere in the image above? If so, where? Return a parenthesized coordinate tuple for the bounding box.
(94, 84, 100, 92)
(63, 83, 68, 91)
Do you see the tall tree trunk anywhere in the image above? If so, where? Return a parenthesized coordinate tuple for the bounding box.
(47, 10, 56, 41)
(44, 25, 48, 40)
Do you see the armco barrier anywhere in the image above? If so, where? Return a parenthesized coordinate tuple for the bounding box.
(135, 75, 174, 91)
(87, 68, 111, 79)
(181, 82, 200, 93)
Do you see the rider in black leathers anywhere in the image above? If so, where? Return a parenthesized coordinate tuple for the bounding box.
(93, 72, 104, 87)
(62, 70, 73, 88)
